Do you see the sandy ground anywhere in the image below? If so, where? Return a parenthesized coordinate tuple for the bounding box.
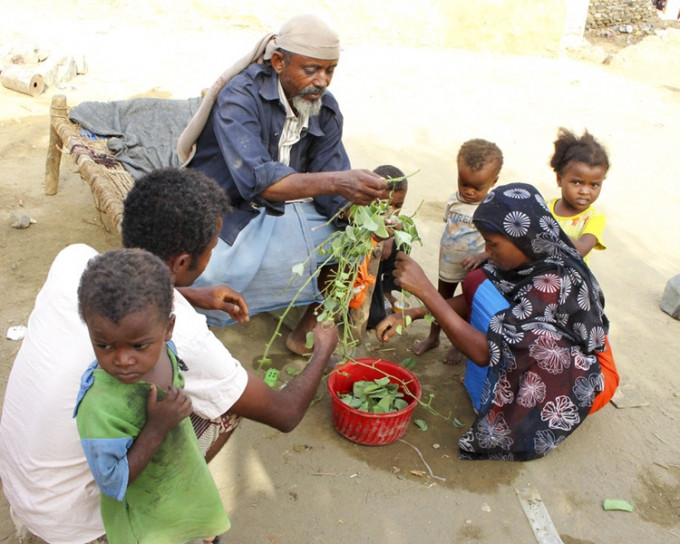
(1, 3, 680, 543)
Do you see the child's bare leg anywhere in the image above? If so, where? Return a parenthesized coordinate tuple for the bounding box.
(412, 280, 457, 355)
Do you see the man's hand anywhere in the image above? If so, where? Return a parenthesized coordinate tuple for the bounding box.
(335, 169, 390, 205)
(312, 320, 339, 357)
(178, 285, 250, 323)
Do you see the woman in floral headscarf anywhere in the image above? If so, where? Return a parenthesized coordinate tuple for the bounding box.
(376, 182, 618, 461)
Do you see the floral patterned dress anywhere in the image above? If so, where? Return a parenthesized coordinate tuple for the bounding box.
(458, 183, 609, 461)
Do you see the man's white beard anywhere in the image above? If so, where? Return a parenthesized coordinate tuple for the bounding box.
(291, 95, 323, 118)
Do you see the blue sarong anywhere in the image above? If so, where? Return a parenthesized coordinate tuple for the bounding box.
(194, 201, 337, 326)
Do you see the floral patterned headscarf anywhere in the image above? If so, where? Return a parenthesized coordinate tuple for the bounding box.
(459, 183, 609, 461)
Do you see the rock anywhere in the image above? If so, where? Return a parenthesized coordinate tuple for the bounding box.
(37, 54, 78, 87)
(661, 274, 680, 319)
(10, 210, 31, 229)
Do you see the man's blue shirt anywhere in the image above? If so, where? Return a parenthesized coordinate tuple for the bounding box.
(191, 63, 350, 244)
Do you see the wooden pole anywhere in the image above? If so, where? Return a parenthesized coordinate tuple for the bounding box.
(45, 95, 68, 195)
(349, 241, 383, 342)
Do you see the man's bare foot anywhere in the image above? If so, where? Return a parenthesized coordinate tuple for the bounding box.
(285, 304, 319, 356)
(285, 331, 313, 356)
(412, 335, 439, 355)
(443, 346, 464, 365)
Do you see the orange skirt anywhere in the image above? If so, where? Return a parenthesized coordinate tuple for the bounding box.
(589, 335, 619, 414)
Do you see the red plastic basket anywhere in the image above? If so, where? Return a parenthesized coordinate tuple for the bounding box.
(327, 358, 421, 446)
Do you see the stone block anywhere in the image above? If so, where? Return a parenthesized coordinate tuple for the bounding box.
(661, 274, 680, 319)
(37, 55, 78, 87)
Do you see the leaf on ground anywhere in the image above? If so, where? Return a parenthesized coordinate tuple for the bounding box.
(413, 418, 428, 431)
(602, 499, 633, 512)
(452, 417, 464, 428)
(399, 356, 416, 370)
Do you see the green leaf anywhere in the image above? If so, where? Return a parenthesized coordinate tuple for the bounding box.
(363, 215, 380, 232)
(394, 398, 409, 411)
(395, 325, 403, 335)
(304, 331, 314, 349)
(349, 397, 363, 408)
(399, 356, 416, 370)
(424, 313, 436, 324)
(285, 367, 302, 376)
(291, 263, 305, 276)
(602, 499, 633, 512)
(404, 315, 412, 327)
(377, 396, 392, 412)
(413, 419, 428, 431)
(393, 230, 412, 250)
(452, 417, 464, 428)
(373, 220, 390, 239)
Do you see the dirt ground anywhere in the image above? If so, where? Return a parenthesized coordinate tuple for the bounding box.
(1, 3, 680, 543)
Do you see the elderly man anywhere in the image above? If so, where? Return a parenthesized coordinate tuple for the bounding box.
(177, 14, 389, 354)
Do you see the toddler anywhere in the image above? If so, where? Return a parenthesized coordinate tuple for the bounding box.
(549, 127, 610, 265)
(74, 248, 228, 544)
(413, 139, 503, 364)
(368, 165, 409, 328)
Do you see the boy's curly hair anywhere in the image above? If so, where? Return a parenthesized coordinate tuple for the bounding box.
(121, 167, 230, 263)
(373, 164, 408, 192)
(550, 128, 610, 175)
(458, 139, 504, 173)
(78, 248, 173, 325)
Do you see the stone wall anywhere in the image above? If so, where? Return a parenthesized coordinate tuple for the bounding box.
(587, 0, 658, 29)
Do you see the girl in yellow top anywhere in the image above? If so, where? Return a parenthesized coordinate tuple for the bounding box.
(548, 128, 610, 266)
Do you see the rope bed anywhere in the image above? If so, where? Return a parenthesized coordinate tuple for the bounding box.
(45, 95, 135, 231)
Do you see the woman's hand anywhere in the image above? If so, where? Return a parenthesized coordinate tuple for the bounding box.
(392, 252, 431, 298)
(375, 313, 407, 343)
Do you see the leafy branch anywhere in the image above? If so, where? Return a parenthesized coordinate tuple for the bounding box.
(258, 172, 422, 367)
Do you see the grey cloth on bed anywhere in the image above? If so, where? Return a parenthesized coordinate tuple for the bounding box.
(69, 97, 202, 179)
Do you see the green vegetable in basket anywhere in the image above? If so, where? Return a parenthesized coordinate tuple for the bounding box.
(338, 377, 409, 414)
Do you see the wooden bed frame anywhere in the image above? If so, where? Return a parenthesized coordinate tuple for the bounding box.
(45, 94, 135, 231)
(43, 93, 379, 339)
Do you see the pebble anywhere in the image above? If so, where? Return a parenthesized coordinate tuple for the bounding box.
(10, 210, 32, 229)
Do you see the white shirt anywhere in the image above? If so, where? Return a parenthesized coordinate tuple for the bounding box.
(277, 78, 308, 167)
(277, 79, 313, 204)
(0, 244, 248, 544)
